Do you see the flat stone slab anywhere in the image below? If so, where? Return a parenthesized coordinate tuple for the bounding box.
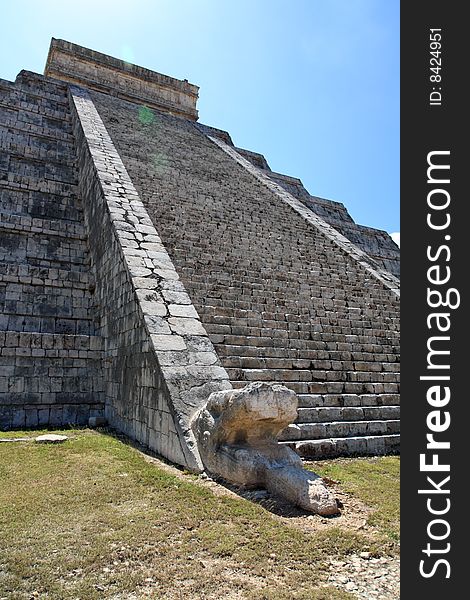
(35, 434, 68, 444)
(88, 417, 107, 427)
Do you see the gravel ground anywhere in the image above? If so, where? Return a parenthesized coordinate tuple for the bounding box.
(327, 554, 399, 599)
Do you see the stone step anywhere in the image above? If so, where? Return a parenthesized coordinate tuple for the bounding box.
(204, 299, 397, 321)
(279, 419, 400, 441)
(202, 302, 395, 319)
(0, 106, 74, 141)
(14, 72, 70, 97)
(184, 268, 392, 288)
(226, 368, 400, 384)
(206, 322, 399, 341)
(0, 93, 70, 122)
(190, 269, 393, 290)
(207, 323, 398, 343)
(230, 379, 399, 395)
(1, 98, 69, 123)
(0, 312, 96, 335)
(193, 286, 399, 313)
(0, 263, 92, 289)
(202, 311, 397, 331)
(0, 331, 104, 430)
(0, 171, 78, 196)
(0, 124, 76, 160)
(215, 346, 400, 373)
(204, 307, 398, 333)
(295, 405, 400, 423)
(213, 334, 399, 353)
(0, 401, 104, 430)
(0, 330, 104, 429)
(171, 243, 377, 270)
(1, 152, 77, 185)
(0, 186, 84, 222)
(214, 343, 400, 359)
(0, 211, 86, 240)
(297, 393, 400, 407)
(221, 355, 399, 372)
(281, 434, 400, 458)
(0, 80, 70, 118)
(0, 270, 93, 294)
(194, 288, 398, 309)
(193, 289, 396, 309)
(0, 331, 103, 354)
(185, 265, 398, 288)
(0, 229, 90, 271)
(178, 255, 384, 274)
(1, 284, 96, 321)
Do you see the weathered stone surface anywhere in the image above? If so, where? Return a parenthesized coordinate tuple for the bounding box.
(267, 174, 400, 278)
(192, 382, 338, 515)
(45, 38, 199, 121)
(0, 71, 105, 431)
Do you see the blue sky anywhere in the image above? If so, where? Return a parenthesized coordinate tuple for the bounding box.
(0, 0, 399, 238)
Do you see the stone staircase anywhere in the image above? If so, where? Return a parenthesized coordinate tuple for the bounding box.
(0, 72, 104, 429)
(91, 90, 400, 458)
(187, 282, 399, 457)
(201, 127, 400, 279)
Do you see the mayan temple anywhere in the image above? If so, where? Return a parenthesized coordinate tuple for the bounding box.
(0, 40, 400, 496)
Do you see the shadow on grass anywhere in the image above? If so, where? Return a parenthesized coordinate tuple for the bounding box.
(100, 426, 343, 521)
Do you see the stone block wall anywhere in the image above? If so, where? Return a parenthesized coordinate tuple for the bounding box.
(0, 72, 104, 429)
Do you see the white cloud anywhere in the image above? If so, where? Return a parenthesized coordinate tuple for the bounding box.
(390, 232, 400, 248)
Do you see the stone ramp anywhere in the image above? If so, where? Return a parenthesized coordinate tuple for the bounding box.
(68, 84, 230, 471)
(91, 90, 400, 458)
(0, 73, 104, 429)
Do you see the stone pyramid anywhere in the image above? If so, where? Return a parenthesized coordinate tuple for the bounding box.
(0, 39, 400, 470)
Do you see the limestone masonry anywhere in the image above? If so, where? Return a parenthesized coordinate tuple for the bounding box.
(0, 39, 400, 469)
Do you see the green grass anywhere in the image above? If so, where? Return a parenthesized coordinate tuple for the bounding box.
(0, 430, 399, 599)
(307, 456, 400, 542)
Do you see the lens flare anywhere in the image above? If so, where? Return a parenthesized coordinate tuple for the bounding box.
(150, 152, 170, 174)
(138, 105, 155, 125)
